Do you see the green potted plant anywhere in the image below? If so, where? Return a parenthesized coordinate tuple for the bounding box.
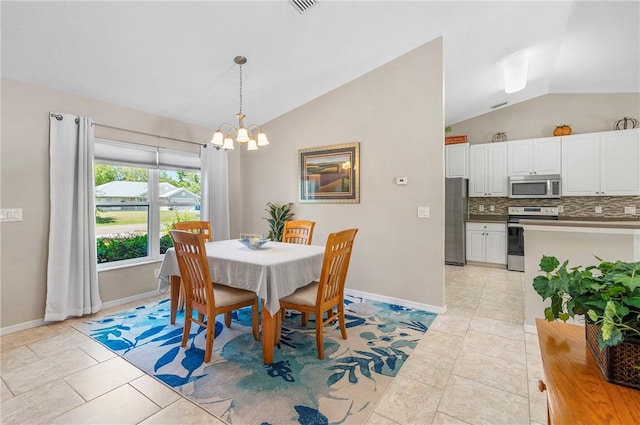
(263, 202, 294, 242)
(533, 255, 640, 389)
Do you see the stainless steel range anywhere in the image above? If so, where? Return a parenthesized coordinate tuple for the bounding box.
(507, 206, 559, 272)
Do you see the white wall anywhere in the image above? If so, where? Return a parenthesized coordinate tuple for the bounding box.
(239, 39, 446, 309)
(0, 78, 243, 328)
(449, 93, 640, 144)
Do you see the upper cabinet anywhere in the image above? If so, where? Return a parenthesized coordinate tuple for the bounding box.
(562, 129, 640, 196)
(507, 137, 561, 176)
(468, 142, 508, 197)
(445, 143, 469, 178)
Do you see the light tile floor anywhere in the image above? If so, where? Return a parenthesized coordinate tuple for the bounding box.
(1, 265, 546, 424)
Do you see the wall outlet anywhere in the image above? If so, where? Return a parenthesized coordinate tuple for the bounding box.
(154, 269, 160, 278)
(557, 205, 564, 213)
(489, 205, 495, 212)
(595, 206, 603, 214)
(624, 206, 637, 215)
(417, 207, 430, 218)
(478, 205, 485, 212)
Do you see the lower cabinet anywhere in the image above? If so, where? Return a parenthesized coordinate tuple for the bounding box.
(466, 222, 506, 264)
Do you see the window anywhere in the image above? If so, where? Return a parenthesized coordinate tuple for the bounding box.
(94, 139, 201, 267)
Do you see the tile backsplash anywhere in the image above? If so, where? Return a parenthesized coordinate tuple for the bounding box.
(468, 196, 640, 218)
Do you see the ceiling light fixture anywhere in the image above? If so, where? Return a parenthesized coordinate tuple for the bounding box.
(503, 51, 529, 94)
(210, 56, 269, 151)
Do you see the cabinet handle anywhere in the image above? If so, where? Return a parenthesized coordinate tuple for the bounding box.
(538, 379, 547, 392)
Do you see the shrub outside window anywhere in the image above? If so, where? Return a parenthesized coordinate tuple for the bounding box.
(94, 139, 201, 267)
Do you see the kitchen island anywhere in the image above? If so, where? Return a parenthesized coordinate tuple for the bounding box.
(520, 219, 640, 332)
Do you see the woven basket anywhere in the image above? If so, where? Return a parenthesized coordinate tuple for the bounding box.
(585, 323, 640, 390)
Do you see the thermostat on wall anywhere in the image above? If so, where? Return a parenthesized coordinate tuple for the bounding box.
(396, 177, 408, 185)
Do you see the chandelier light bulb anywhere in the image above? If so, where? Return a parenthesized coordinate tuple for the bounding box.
(247, 138, 258, 151)
(236, 127, 250, 143)
(257, 131, 269, 146)
(223, 134, 235, 150)
(210, 130, 224, 146)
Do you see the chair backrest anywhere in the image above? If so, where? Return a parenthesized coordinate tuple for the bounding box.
(173, 221, 212, 242)
(282, 220, 316, 245)
(170, 230, 215, 314)
(316, 228, 358, 308)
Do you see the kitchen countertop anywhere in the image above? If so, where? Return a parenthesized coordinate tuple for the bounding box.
(520, 219, 640, 230)
(466, 214, 507, 223)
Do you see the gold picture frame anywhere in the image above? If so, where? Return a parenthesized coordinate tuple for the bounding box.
(298, 142, 360, 203)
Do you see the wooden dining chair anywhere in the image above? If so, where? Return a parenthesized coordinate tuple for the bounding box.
(173, 220, 212, 241)
(172, 221, 212, 312)
(282, 220, 316, 245)
(170, 230, 259, 363)
(278, 228, 358, 359)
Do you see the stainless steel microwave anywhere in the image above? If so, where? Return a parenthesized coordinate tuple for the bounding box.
(508, 175, 561, 198)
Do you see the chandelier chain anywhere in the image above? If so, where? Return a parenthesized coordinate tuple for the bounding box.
(238, 64, 243, 115)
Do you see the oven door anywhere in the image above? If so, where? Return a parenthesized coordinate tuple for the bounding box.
(507, 224, 524, 256)
(507, 223, 525, 271)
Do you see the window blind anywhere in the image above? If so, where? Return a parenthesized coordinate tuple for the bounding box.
(94, 138, 200, 171)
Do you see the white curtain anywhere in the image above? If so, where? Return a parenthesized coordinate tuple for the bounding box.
(200, 145, 231, 240)
(45, 113, 102, 321)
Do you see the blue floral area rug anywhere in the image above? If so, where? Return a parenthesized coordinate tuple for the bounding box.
(74, 295, 437, 425)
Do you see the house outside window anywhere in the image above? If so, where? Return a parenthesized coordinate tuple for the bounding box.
(94, 139, 201, 267)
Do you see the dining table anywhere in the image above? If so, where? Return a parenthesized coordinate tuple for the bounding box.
(158, 238, 325, 364)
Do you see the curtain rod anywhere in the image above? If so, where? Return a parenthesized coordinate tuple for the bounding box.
(94, 122, 208, 148)
(50, 113, 212, 148)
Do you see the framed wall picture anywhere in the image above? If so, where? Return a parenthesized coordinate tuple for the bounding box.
(298, 142, 360, 203)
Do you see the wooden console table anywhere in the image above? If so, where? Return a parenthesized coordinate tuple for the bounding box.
(536, 319, 640, 425)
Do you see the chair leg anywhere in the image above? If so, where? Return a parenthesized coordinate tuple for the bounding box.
(276, 309, 283, 344)
(204, 316, 214, 363)
(301, 312, 308, 326)
(181, 309, 192, 348)
(177, 283, 185, 312)
(251, 301, 259, 341)
(170, 276, 180, 325)
(224, 312, 232, 328)
(338, 304, 347, 340)
(315, 320, 325, 360)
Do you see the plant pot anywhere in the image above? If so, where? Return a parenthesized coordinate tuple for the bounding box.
(585, 322, 640, 390)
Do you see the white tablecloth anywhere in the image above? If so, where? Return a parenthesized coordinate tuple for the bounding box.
(158, 239, 325, 315)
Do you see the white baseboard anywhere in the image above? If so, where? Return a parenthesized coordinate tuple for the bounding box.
(2, 289, 444, 336)
(0, 290, 161, 337)
(345, 288, 446, 315)
(99, 290, 161, 310)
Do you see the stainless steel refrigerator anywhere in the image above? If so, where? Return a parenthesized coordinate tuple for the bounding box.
(445, 178, 468, 266)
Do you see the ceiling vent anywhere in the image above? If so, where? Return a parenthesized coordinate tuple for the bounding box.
(289, 0, 319, 14)
(490, 101, 508, 110)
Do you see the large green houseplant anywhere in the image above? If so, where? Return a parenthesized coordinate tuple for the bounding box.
(263, 202, 294, 242)
(533, 255, 640, 349)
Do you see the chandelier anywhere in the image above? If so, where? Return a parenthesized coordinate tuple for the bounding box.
(210, 56, 270, 150)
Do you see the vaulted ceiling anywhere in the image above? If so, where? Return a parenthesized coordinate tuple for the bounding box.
(2, 1, 638, 130)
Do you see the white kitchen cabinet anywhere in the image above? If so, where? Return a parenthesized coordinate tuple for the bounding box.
(468, 142, 508, 197)
(445, 143, 469, 178)
(508, 137, 561, 176)
(562, 129, 640, 196)
(466, 222, 506, 264)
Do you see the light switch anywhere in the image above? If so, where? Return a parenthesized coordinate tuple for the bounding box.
(396, 177, 408, 185)
(624, 206, 636, 215)
(0, 208, 23, 222)
(417, 207, 430, 218)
